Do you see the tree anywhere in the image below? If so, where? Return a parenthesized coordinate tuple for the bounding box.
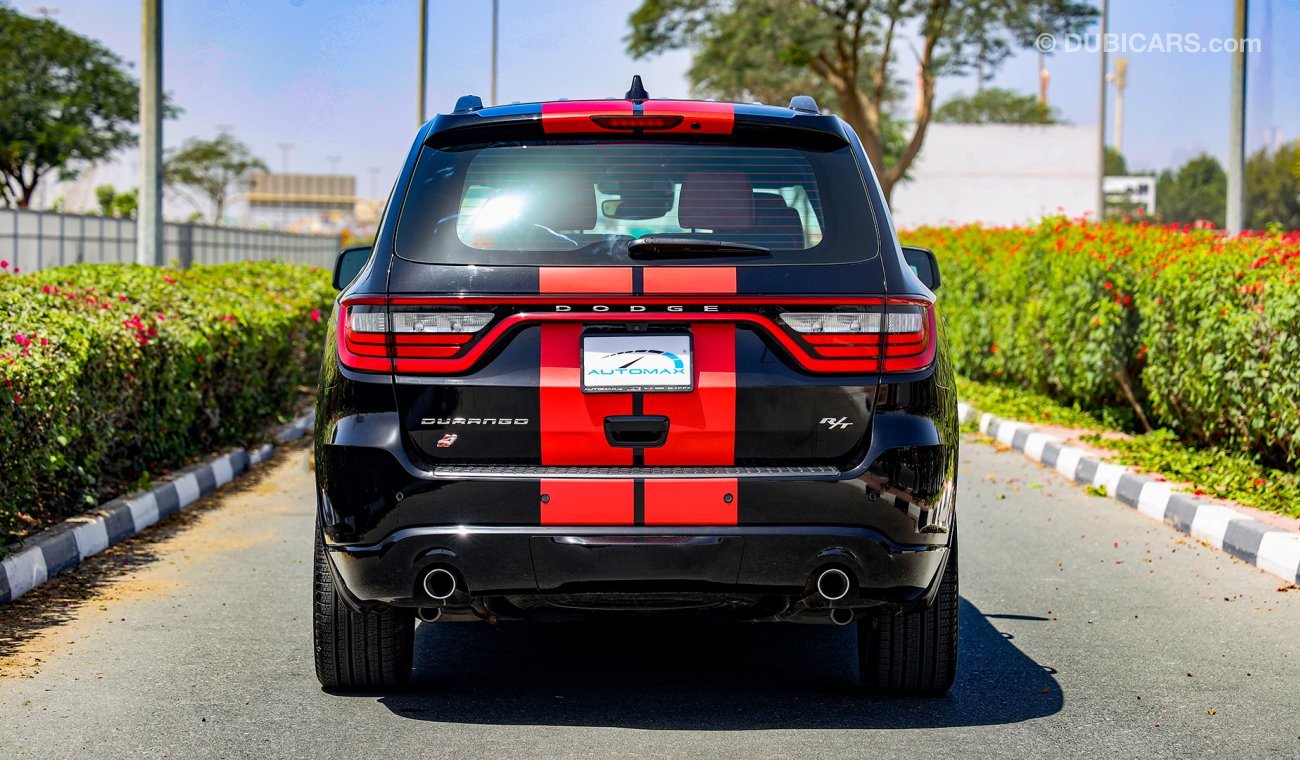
(163, 132, 267, 223)
(0, 7, 142, 207)
(94, 184, 138, 219)
(626, 0, 1097, 202)
(1156, 154, 1226, 228)
(934, 87, 1058, 124)
(1104, 146, 1128, 176)
(1245, 141, 1300, 231)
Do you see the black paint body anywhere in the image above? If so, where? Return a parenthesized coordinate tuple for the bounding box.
(315, 101, 958, 621)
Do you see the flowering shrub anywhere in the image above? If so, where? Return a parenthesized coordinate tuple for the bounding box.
(903, 218, 1300, 469)
(0, 262, 333, 541)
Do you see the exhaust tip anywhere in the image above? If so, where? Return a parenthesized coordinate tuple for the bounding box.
(423, 567, 458, 600)
(816, 567, 851, 601)
(830, 608, 854, 626)
(417, 607, 443, 623)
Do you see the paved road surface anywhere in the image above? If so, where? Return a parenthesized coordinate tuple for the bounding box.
(1, 438, 1296, 758)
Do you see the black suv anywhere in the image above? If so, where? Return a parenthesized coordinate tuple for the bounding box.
(314, 79, 958, 694)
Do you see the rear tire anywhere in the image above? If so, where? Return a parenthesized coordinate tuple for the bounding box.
(313, 519, 414, 691)
(857, 537, 958, 696)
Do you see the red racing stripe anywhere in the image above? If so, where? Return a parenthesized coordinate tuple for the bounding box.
(642, 267, 736, 469)
(539, 324, 632, 466)
(541, 100, 633, 134)
(642, 323, 735, 466)
(539, 267, 632, 294)
(538, 268, 636, 523)
(541, 479, 634, 525)
(642, 100, 734, 135)
(642, 267, 737, 294)
(644, 479, 738, 525)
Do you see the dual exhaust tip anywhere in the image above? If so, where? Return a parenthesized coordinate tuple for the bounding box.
(421, 565, 854, 622)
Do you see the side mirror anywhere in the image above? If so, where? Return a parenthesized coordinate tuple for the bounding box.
(901, 245, 941, 292)
(332, 245, 372, 290)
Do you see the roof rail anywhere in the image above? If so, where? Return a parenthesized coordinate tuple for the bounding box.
(788, 95, 819, 113)
(453, 95, 484, 113)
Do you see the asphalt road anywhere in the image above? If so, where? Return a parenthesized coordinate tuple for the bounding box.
(1, 438, 1296, 759)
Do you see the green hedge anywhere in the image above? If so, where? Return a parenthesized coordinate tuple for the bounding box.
(903, 219, 1300, 469)
(0, 262, 333, 542)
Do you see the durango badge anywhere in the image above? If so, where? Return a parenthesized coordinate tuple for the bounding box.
(436, 433, 458, 448)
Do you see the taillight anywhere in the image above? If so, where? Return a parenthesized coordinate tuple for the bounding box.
(778, 299, 936, 373)
(338, 299, 493, 372)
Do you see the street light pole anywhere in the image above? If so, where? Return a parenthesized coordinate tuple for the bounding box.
(418, 0, 427, 125)
(276, 142, 293, 229)
(1095, 0, 1108, 222)
(138, 0, 163, 265)
(490, 0, 499, 106)
(1226, 0, 1248, 235)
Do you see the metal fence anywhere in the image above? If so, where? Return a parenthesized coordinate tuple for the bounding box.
(0, 207, 341, 273)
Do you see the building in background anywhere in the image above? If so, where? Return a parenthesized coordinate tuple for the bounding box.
(889, 124, 1100, 228)
(244, 173, 357, 232)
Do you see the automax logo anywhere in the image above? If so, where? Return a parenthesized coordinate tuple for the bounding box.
(586, 349, 686, 378)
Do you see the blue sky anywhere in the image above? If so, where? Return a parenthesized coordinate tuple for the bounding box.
(27, 0, 1300, 211)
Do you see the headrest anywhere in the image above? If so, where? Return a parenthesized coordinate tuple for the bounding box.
(530, 178, 596, 231)
(678, 171, 754, 229)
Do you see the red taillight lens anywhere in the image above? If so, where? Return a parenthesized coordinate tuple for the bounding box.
(589, 114, 684, 130)
(777, 299, 936, 373)
(338, 300, 493, 372)
(881, 301, 936, 372)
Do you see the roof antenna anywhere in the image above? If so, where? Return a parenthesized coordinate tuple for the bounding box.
(625, 75, 650, 102)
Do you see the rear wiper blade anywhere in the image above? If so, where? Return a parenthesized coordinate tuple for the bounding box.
(626, 236, 771, 259)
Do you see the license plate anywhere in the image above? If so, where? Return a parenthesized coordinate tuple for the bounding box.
(581, 333, 693, 393)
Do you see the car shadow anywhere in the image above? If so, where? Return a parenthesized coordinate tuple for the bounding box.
(366, 598, 1062, 730)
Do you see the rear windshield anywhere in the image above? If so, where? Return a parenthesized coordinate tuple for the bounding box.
(395, 139, 880, 266)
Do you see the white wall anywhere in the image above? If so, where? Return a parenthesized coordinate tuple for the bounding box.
(889, 124, 1100, 228)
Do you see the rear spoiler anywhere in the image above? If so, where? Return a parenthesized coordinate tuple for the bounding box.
(424, 100, 851, 152)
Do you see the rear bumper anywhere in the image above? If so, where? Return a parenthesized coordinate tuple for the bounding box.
(316, 404, 958, 616)
(326, 523, 948, 613)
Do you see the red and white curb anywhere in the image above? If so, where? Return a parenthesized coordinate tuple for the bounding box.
(959, 401, 1300, 585)
(0, 411, 315, 606)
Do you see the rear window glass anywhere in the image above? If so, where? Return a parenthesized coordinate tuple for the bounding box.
(396, 140, 880, 266)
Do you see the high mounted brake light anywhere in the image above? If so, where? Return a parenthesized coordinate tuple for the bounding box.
(589, 115, 684, 130)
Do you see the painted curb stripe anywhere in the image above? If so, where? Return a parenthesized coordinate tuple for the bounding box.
(1, 411, 313, 606)
(968, 406, 1300, 585)
(1256, 533, 1300, 584)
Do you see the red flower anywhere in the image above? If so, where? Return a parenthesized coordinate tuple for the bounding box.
(40, 338, 48, 346)
(13, 334, 30, 347)
(1103, 281, 1114, 290)
(0, 260, 7, 269)
(41, 285, 51, 294)
(119, 295, 128, 302)
(310, 309, 321, 322)
(163, 276, 176, 284)
(12, 394, 21, 404)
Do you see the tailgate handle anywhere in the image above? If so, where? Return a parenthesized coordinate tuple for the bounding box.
(604, 415, 670, 448)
